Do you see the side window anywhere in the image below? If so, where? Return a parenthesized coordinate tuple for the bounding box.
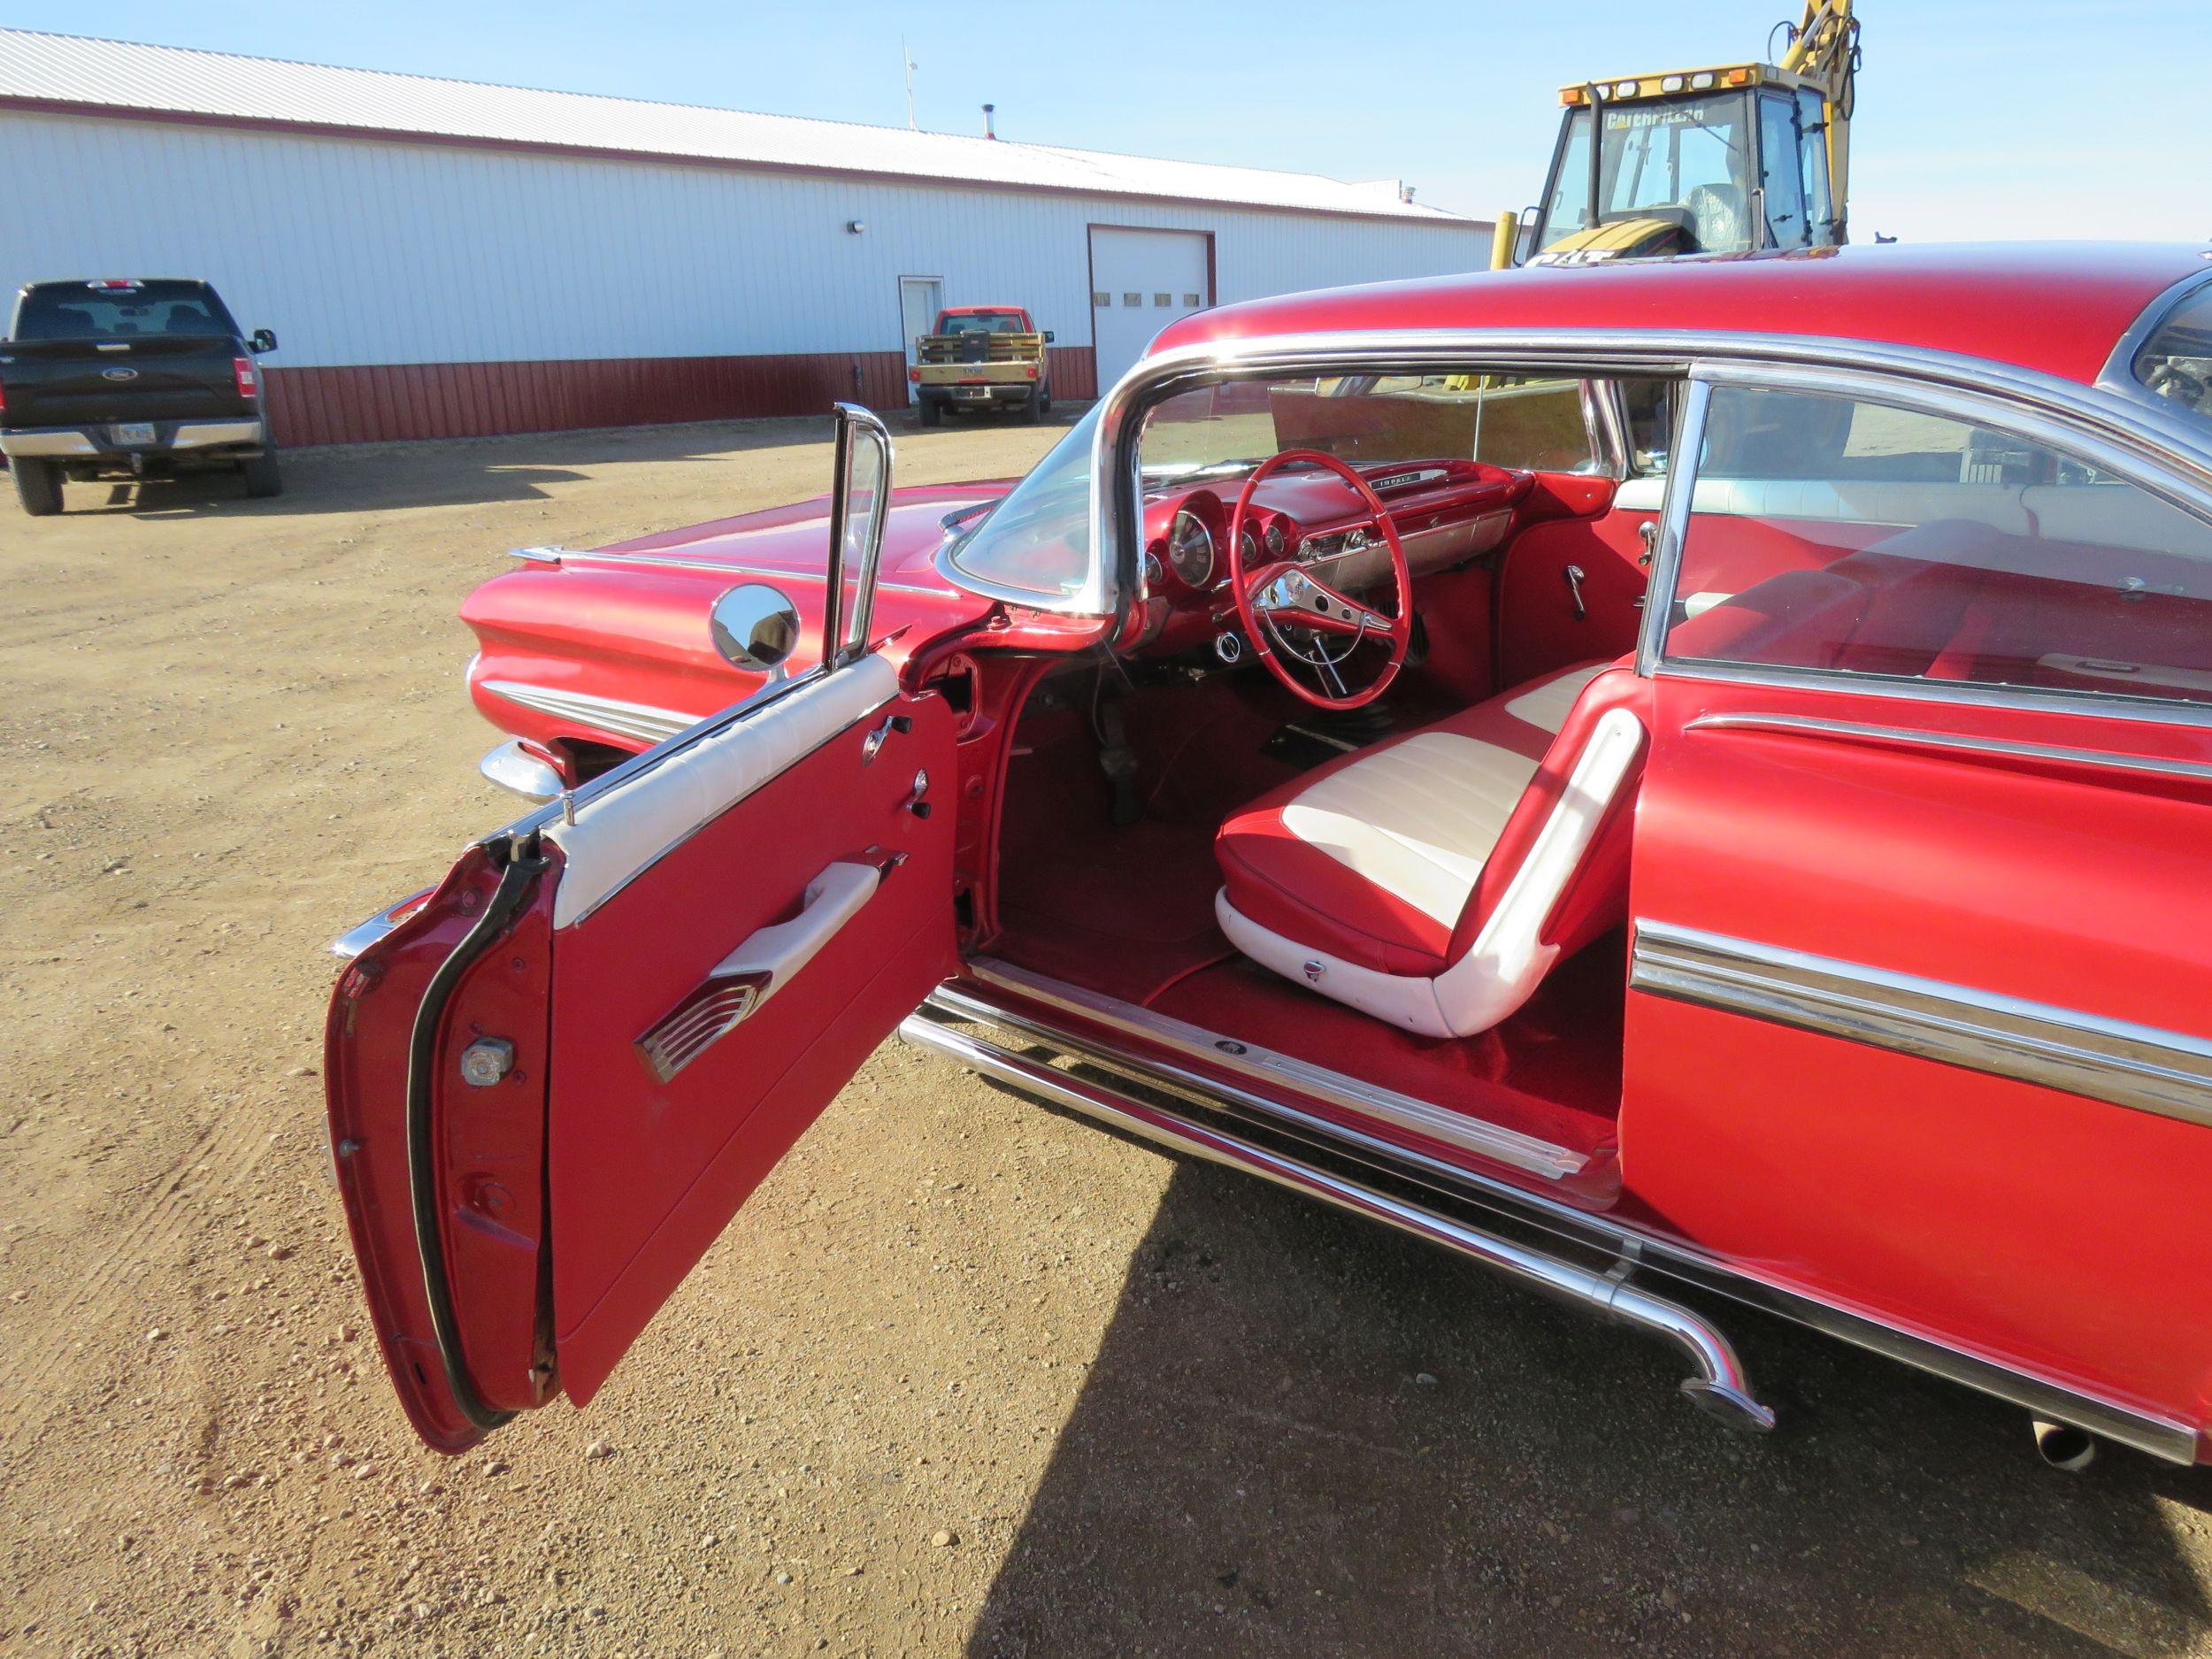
(1619, 378, 1679, 475)
(1757, 96, 1809, 250)
(1463, 374, 1601, 473)
(1663, 385, 2212, 708)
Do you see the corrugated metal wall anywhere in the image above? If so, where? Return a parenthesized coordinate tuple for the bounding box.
(0, 109, 1490, 443)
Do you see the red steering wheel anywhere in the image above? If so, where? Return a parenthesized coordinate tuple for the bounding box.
(1225, 449, 1413, 710)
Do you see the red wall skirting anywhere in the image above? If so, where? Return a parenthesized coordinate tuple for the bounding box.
(265, 345, 1099, 448)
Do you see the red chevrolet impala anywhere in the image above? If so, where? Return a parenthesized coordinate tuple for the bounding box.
(327, 242, 2212, 1469)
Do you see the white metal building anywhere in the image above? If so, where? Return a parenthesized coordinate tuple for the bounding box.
(0, 29, 1492, 445)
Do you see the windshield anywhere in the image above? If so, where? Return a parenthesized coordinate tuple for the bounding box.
(1537, 92, 1757, 254)
(10, 280, 238, 342)
(943, 373, 1612, 605)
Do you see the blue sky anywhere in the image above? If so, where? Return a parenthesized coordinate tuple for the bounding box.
(5, 1, 2205, 244)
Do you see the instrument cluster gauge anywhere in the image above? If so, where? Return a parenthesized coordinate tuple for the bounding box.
(1168, 509, 1216, 587)
(1264, 519, 1286, 558)
(1240, 526, 1260, 569)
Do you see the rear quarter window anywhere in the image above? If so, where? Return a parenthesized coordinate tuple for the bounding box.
(2132, 284, 2212, 422)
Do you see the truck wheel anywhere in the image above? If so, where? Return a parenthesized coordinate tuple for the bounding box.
(1018, 388, 1041, 425)
(242, 449, 283, 498)
(917, 398, 941, 429)
(1039, 382, 1053, 416)
(11, 457, 62, 517)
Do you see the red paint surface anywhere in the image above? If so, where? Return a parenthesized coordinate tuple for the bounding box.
(1624, 671, 2212, 1429)
(265, 348, 1096, 448)
(1154, 243, 2208, 388)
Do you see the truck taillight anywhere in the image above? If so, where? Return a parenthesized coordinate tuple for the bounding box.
(234, 357, 258, 398)
(1024, 365, 1039, 379)
(908, 366, 921, 383)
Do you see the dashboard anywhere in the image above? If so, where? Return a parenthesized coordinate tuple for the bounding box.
(1132, 456, 1533, 649)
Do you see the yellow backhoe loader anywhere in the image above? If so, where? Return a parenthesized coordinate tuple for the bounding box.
(1492, 1, 1861, 268)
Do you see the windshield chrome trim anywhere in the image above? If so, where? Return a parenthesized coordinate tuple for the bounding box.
(1636, 377, 1709, 676)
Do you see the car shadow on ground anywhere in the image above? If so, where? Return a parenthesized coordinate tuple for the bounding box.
(12, 404, 1091, 523)
(965, 1145, 2212, 1658)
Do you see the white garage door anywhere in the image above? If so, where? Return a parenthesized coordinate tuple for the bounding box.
(1089, 227, 1211, 393)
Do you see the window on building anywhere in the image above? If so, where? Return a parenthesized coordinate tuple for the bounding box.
(1093, 291, 1110, 308)
(1123, 292, 1141, 307)
(1154, 293, 1171, 307)
(1663, 384, 2212, 708)
(1184, 292, 1202, 307)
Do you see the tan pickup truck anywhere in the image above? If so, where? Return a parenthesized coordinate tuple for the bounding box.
(908, 306, 1053, 426)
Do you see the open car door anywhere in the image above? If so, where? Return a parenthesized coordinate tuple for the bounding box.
(324, 409, 956, 1451)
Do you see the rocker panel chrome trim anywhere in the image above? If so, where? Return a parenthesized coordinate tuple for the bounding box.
(921, 977, 2199, 1463)
(967, 956, 1589, 1179)
(899, 1009, 1772, 1431)
(1630, 918, 2212, 1130)
(1683, 710, 2212, 785)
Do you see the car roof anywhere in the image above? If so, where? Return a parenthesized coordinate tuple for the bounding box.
(1151, 242, 2212, 387)
(941, 304, 1027, 314)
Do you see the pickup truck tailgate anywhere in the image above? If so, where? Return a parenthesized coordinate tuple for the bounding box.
(1, 336, 252, 426)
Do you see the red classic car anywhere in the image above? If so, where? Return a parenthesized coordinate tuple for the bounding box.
(329, 242, 2212, 1471)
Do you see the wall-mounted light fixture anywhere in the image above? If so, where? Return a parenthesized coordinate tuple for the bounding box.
(847, 219, 866, 234)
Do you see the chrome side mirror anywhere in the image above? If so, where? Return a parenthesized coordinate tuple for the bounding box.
(710, 582, 801, 678)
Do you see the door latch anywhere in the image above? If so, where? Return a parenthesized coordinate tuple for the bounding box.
(903, 768, 932, 818)
(459, 1038, 515, 1087)
(1563, 564, 1587, 620)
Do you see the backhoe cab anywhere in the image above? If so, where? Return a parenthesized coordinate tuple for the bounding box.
(1494, 2, 1860, 268)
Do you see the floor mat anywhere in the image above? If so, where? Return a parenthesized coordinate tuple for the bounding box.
(995, 815, 1233, 1003)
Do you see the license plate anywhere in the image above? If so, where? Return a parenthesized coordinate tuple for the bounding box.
(955, 388, 993, 401)
(108, 422, 156, 446)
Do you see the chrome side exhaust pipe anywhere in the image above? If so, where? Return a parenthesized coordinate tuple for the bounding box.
(900, 1011, 1776, 1434)
(2032, 1417, 2097, 1471)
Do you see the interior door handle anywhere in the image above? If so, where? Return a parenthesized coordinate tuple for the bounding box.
(1563, 564, 1587, 620)
(634, 859, 882, 1083)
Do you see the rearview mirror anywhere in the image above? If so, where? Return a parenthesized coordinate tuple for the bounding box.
(1043, 329, 1055, 343)
(250, 327, 278, 354)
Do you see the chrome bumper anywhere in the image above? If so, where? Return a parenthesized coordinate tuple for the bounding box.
(1, 419, 265, 457)
(479, 739, 566, 801)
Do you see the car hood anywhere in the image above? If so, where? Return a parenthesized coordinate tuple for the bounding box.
(593, 479, 1022, 588)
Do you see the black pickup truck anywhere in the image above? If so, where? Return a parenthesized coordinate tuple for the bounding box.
(0, 278, 281, 515)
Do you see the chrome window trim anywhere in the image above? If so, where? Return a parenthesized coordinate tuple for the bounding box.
(1644, 357, 2212, 729)
(1635, 377, 1709, 675)
(2095, 257, 2212, 415)
(1631, 918, 2212, 1132)
(1084, 326, 2212, 632)
(1684, 710, 2212, 784)
(1655, 655, 2212, 732)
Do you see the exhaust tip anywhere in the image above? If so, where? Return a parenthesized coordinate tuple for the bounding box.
(2032, 1417, 2097, 1471)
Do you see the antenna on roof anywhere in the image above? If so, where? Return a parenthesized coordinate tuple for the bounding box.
(902, 39, 918, 131)
(982, 103, 997, 141)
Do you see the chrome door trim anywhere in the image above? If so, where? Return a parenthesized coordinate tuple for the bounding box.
(1631, 918, 2212, 1131)
(480, 680, 695, 747)
(1684, 710, 2212, 784)
(965, 958, 1591, 1179)
(919, 976, 2200, 1463)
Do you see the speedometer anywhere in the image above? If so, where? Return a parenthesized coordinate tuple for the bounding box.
(1169, 510, 1215, 587)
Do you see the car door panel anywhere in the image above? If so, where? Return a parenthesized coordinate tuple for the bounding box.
(1623, 673, 2212, 1423)
(327, 653, 956, 1449)
(543, 672, 954, 1400)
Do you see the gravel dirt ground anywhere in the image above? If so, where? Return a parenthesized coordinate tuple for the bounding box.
(6, 411, 2212, 1659)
